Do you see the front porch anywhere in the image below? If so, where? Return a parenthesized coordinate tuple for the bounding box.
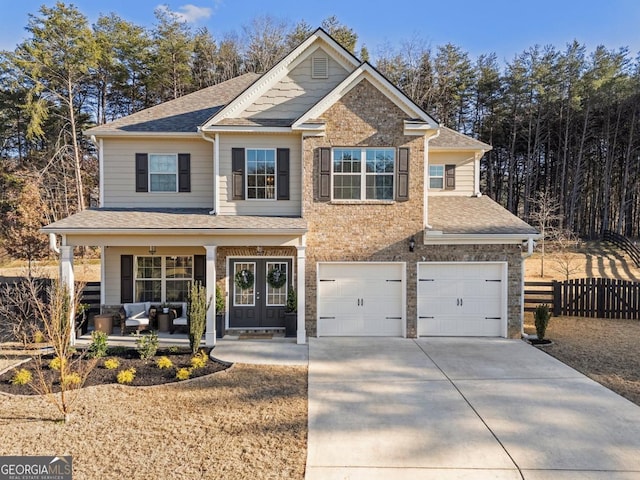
(42, 209, 309, 347)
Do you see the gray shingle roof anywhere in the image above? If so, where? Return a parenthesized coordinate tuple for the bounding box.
(215, 118, 296, 127)
(84, 73, 261, 134)
(428, 196, 538, 235)
(43, 208, 307, 232)
(430, 126, 492, 150)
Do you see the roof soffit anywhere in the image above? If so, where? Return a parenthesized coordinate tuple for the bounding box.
(202, 29, 361, 129)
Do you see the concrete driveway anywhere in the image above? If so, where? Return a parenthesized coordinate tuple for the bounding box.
(306, 337, 640, 479)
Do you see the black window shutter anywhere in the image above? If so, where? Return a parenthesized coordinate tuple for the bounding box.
(277, 148, 290, 200)
(178, 153, 191, 192)
(319, 147, 331, 201)
(194, 255, 206, 286)
(396, 148, 410, 202)
(231, 148, 245, 200)
(121, 255, 134, 303)
(135, 153, 148, 192)
(445, 164, 456, 190)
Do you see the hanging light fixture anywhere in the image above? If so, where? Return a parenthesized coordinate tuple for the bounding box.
(149, 246, 156, 255)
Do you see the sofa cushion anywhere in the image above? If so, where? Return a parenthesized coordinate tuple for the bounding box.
(125, 317, 150, 327)
(124, 302, 147, 317)
(173, 317, 188, 326)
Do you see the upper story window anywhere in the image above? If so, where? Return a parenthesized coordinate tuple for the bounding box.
(429, 165, 444, 189)
(231, 148, 290, 201)
(135, 153, 190, 193)
(246, 149, 276, 199)
(333, 148, 395, 200)
(149, 154, 177, 192)
(429, 164, 456, 190)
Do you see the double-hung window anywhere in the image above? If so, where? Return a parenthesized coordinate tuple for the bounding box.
(246, 148, 276, 199)
(135, 256, 193, 303)
(429, 165, 444, 189)
(333, 148, 395, 200)
(149, 154, 178, 192)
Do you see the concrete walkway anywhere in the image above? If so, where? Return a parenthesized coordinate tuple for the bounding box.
(211, 337, 308, 366)
(306, 337, 640, 480)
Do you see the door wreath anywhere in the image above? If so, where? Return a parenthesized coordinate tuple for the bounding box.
(234, 269, 254, 290)
(267, 267, 287, 289)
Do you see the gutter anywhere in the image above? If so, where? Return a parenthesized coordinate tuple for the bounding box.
(49, 233, 60, 254)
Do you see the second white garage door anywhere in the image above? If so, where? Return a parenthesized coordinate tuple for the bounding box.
(417, 262, 507, 337)
(317, 262, 405, 336)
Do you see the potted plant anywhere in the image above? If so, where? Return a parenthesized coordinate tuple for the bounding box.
(160, 302, 170, 314)
(284, 286, 297, 338)
(215, 286, 225, 339)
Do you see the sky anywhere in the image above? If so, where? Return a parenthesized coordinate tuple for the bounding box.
(1, 0, 640, 63)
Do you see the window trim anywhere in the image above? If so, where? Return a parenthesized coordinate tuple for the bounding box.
(148, 153, 178, 193)
(245, 148, 277, 201)
(331, 147, 396, 201)
(134, 255, 194, 303)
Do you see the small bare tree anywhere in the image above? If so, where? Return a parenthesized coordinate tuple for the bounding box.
(27, 279, 96, 423)
(529, 190, 563, 277)
(551, 229, 583, 281)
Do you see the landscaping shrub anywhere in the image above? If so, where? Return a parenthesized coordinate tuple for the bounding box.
(176, 368, 191, 380)
(135, 331, 158, 360)
(10, 368, 32, 385)
(61, 372, 82, 388)
(534, 304, 552, 341)
(103, 358, 120, 370)
(87, 330, 108, 358)
(117, 368, 136, 384)
(187, 281, 211, 354)
(190, 351, 207, 369)
(156, 356, 173, 369)
(49, 356, 66, 371)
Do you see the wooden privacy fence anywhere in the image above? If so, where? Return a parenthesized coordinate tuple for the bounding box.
(525, 278, 640, 320)
(553, 277, 640, 319)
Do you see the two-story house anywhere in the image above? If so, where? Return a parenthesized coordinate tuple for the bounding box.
(43, 28, 538, 346)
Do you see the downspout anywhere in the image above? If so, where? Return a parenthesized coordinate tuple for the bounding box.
(423, 129, 440, 230)
(521, 237, 536, 337)
(199, 130, 218, 215)
(474, 149, 485, 197)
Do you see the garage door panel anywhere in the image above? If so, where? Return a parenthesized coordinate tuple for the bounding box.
(318, 263, 404, 337)
(417, 262, 506, 337)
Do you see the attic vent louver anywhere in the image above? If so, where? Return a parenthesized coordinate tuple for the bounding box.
(312, 55, 329, 79)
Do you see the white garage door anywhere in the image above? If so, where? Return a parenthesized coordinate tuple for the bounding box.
(417, 262, 507, 337)
(317, 263, 404, 336)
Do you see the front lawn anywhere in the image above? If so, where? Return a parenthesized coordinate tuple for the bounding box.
(525, 315, 640, 406)
(0, 363, 307, 479)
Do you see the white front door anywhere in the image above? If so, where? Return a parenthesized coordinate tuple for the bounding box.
(317, 262, 405, 336)
(417, 262, 507, 337)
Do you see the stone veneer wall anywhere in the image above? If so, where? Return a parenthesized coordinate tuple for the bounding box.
(300, 79, 524, 338)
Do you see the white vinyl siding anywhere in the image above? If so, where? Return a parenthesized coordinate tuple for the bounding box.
(427, 152, 476, 196)
(218, 134, 301, 216)
(102, 138, 213, 208)
(240, 47, 350, 119)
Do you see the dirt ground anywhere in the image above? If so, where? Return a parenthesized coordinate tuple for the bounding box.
(524, 315, 640, 406)
(0, 363, 308, 480)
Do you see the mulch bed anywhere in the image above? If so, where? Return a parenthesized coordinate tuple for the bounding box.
(0, 347, 230, 395)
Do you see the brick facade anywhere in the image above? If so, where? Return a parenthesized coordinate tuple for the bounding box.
(300, 79, 524, 338)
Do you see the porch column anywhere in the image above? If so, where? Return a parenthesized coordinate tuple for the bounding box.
(204, 245, 217, 347)
(60, 246, 76, 345)
(296, 244, 306, 344)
